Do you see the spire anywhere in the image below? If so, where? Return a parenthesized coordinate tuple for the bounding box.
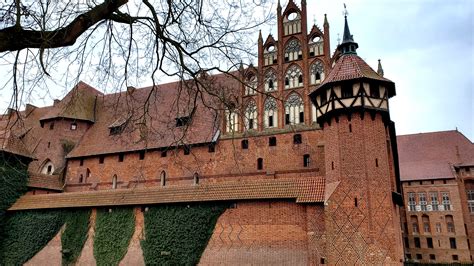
(337, 4, 358, 55)
(258, 30, 263, 43)
(377, 59, 384, 77)
(277, 0, 281, 10)
(324, 14, 328, 26)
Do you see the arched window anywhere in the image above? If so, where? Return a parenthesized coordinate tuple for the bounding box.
(422, 215, 431, 233)
(160, 171, 166, 186)
(309, 35, 324, 56)
(264, 70, 277, 92)
(193, 172, 199, 185)
(244, 74, 257, 95)
(285, 65, 303, 89)
(244, 100, 257, 130)
(310, 61, 325, 85)
(79, 174, 84, 183)
(285, 93, 304, 125)
(225, 109, 239, 133)
(86, 168, 91, 179)
(283, 11, 302, 35)
(112, 174, 117, 189)
(284, 39, 302, 62)
(411, 215, 419, 233)
(264, 97, 278, 128)
(446, 215, 455, 233)
(40, 159, 55, 175)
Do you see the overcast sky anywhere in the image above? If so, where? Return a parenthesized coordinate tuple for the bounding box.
(0, 0, 472, 140)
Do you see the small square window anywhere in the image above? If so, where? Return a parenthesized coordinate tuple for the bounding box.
(241, 139, 249, 149)
(139, 151, 145, 160)
(416, 254, 422, 260)
(99, 156, 104, 164)
(269, 136, 277, 146)
(303, 154, 310, 167)
(369, 83, 380, 98)
(176, 116, 190, 127)
(341, 84, 353, 98)
(406, 254, 411, 260)
(184, 145, 190, 155)
(429, 254, 436, 260)
(293, 134, 302, 144)
(452, 255, 458, 261)
(310, 51, 315, 57)
(298, 54, 303, 60)
(118, 153, 124, 162)
(71, 123, 77, 130)
(161, 151, 167, 157)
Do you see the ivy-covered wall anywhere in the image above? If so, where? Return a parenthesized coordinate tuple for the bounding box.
(0, 209, 65, 265)
(61, 209, 91, 266)
(94, 207, 135, 266)
(141, 203, 227, 265)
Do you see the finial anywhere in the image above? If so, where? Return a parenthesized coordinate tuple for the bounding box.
(324, 14, 329, 25)
(377, 59, 384, 77)
(313, 15, 316, 25)
(277, 0, 281, 9)
(343, 3, 348, 17)
(239, 61, 244, 71)
(258, 30, 263, 42)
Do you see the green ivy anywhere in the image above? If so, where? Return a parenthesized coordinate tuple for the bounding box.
(61, 209, 91, 266)
(94, 207, 135, 266)
(141, 203, 227, 265)
(0, 209, 65, 265)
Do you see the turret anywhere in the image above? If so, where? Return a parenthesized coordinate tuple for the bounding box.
(309, 9, 403, 264)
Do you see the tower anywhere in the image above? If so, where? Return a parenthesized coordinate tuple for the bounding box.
(309, 12, 404, 264)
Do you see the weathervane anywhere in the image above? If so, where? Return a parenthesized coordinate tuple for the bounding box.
(343, 3, 349, 17)
(337, 33, 341, 45)
(313, 14, 316, 25)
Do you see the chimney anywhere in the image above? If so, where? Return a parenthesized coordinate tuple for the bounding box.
(25, 104, 37, 116)
(53, 99, 60, 106)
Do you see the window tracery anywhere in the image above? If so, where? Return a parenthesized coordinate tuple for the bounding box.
(285, 93, 304, 125)
(310, 61, 325, 84)
(265, 70, 277, 92)
(244, 74, 257, 95)
(264, 97, 278, 128)
(244, 100, 257, 130)
(285, 65, 303, 89)
(284, 39, 302, 62)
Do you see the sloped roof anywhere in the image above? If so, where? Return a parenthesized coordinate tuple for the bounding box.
(40, 81, 102, 122)
(9, 177, 325, 210)
(0, 116, 34, 159)
(320, 54, 393, 86)
(27, 173, 63, 191)
(397, 130, 474, 181)
(67, 73, 240, 158)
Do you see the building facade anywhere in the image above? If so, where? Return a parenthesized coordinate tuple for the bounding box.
(398, 130, 474, 263)
(1, 1, 406, 265)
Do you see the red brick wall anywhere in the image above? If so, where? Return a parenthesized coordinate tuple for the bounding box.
(323, 113, 403, 264)
(65, 129, 324, 191)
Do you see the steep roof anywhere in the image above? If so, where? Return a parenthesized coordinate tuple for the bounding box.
(40, 81, 102, 122)
(397, 130, 474, 181)
(67, 73, 239, 158)
(0, 116, 34, 159)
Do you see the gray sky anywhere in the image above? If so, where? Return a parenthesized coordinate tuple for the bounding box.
(0, 0, 472, 140)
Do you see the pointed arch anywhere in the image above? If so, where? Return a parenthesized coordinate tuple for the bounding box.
(284, 38, 302, 62)
(283, 9, 302, 35)
(285, 64, 303, 89)
(310, 60, 325, 84)
(244, 72, 257, 96)
(160, 170, 166, 186)
(40, 159, 55, 175)
(263, 97, 278, 128)
(225, 109, 239, 133)
(193, 172, 199, 185)
(264, 69, 277, 92)
(112, 174, 117, 189)
(244, 99, 257, 130)
(285, 92, 304, 125)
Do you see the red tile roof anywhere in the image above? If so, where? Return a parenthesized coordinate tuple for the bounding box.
(397, 130, 474, 181)
(27, 173, 64, 191)
(0, 116, 34, 159)
(9, 177, 325, 210)
(67, 74, 239, 158)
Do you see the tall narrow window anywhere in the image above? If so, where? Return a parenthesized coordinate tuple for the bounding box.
(407, 192, 416, 211)
(225, 109, 239, 133)
(241, 139, 249, 149)
(257, 158, 263, 170)
(112, 174, 117, 189)
(446, 215, 455, 233)
(184, 145, 191, 155)
(419, 192, 427, 211)
(79, 174, 83, 183)
(430, 192, 439, 211)
(99, 156, 104, 164)
(436, 223, 442, 233)
(244, 74, 257, 95)
(285, 93, 304, 125)
(303, 154, 310, 167)
(427, 237, 433, 248)
(422, 215, 431, 233)
(118, 153, 124, 162)
(411, 215, 419, 233)
(450, 237, 457, 249)
(442, 192, 451, 210)
(414, 237, 420, 248)
(284, 39, 302, 62)
(467, 190, 474, 213)
(310, 60, 324, 84)
(245, 100, 257, 131)
(369, 83, 380, 98)
(264, 98, 278, 128)
(265, 70, 277, 92)
(139, 151, 145, 160)
(86, 168, 91, 178)
(284, 65, 303, 89)
(160, 171, 166, 186)
(193, 172, 199, 185)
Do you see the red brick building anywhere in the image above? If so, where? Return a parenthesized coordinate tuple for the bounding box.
(2, 1, 405, 264)
(398, 130, 474, 263)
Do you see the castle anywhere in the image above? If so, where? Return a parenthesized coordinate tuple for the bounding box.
(1, 1, 406, 264)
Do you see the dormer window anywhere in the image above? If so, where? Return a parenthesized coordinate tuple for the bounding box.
(176, 116, 191, 127)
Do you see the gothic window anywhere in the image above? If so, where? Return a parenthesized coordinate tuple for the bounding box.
(419, 192, 427, 211)
(422, 215, 431, 233)
(193, 172, 199, 185)
(160, 171, 166, 186)
(264, 97, 278, 128)
(285, 93, 304, 125)
(285, 65, 303, 89)
(283, 11, 301, 35)
(446, 215, 455, 233)
(430, 192, 439, 211)
(407, 192, 416, 211)
(225, 109, 239, 133)
(442, 192, 451, 210)
(284, 39, 302, 62)
(309, 35, 324, 56)
(244, 74, 257, 95)
(41, 160, 55, 175)
(244, 100, 257, 130)
(265, 70, 277, 92)
(310, 60, 325, 84)
(264, 44, 277, 66)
